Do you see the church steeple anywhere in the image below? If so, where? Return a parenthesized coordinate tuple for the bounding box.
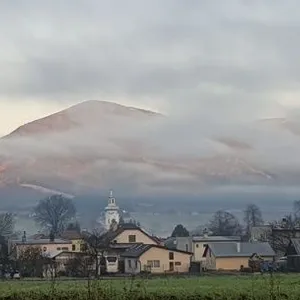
(105, 189, 120, 230)
(108, 189, 116, 206)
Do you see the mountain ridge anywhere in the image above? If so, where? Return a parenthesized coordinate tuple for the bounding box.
(0, 100, 298, 204)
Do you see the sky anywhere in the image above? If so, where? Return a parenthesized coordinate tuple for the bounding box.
(1, 1, 300, 136)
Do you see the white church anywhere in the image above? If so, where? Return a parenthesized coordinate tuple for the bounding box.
(96, 190, 136, 231)
(104, 190, 120, 230)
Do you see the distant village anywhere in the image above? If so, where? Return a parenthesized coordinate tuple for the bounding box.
(1, 191, 300, 279)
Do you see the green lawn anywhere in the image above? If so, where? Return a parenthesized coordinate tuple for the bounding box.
(1, 274, 300, 299)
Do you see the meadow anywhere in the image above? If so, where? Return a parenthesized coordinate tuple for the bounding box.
(1, 274, 300, 299)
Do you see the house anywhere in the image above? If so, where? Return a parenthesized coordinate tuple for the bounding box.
(43, 251, 93, 278)
(60, 230, 85, 252)
(103, 223, 161, 245)
(165, 235, 241, 262)
(203, 242, 275, 270)
(121, 244, 192, 274)
(10, 236, 73, 259)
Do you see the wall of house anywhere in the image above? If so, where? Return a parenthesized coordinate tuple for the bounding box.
(138, 247, 191, 273)
(71, 239, 84, 252)
(124, 249, 191, 274)
(209, 255, 274, 270)
(204, 254, 216, 270)
(44, 252, 89, 278)
(124, 257, 140, 274)
(16, 242, 72, 258)
(192, 242, 208, 261)
(174, 237, 192, 253)
(114, 230, 158, 245)
(215, 257, 249, 270)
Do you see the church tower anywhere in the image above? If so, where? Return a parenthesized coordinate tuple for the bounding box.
(104, 190, 120, 230)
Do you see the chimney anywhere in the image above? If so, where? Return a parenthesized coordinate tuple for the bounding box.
(237, 242, 241, 253)
(22, 231, 26, 243)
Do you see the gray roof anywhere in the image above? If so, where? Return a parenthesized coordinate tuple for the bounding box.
(164, 237, 177, 249)
(193, 236, 241, 242)
(121, 244, 152, 258)
(122, 243, 192, 258)
(208, 242, 275, 257)
(164, 237, 191, 250)
(13, 238, 71, 245)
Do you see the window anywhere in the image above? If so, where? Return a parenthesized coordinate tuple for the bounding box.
(72, 244, 76, 251)
(196, 244, 199, 248)
(56, 247, 61, 251)
(128, 259, 132, 268)
(175, 262, 181, 266)
(43, 247, 47, 252)
(185, 244, 188, 252)
(169, 252, 174, 260)
(203, 244, 207, 248)
(107, 256, 117, 263)
(147, 260, 160, 268)
(135, 260, 138, 269)
(62, 247, 69, 251)
(128, 235, 136, 243)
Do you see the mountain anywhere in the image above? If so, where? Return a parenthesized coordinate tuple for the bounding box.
(0, 100, 299, 206)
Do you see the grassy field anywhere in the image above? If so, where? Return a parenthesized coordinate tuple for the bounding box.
(1, 274, 300, 299)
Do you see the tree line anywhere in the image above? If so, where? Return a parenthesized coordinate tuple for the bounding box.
(171, 203, 264, 239)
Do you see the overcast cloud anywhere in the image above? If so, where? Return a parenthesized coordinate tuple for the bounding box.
(1, 0, 300, 134)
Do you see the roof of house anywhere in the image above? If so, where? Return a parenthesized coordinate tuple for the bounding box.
(109, 243, 140, 249)
(164, 236, 241, 250)
(289, 238, 300, 254)
(206, 242, 275, 258)
(164, 237, 177, 249)
(121, 243, 192, 258)
(192, 236, 241, 242)
(13, 238, 72, 245)
(102, 223, 161, 245)
(60, 230, 83, 240)
(28, 233, 47, 240)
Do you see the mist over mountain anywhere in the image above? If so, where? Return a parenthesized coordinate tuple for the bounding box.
(1, 100, 300, 208)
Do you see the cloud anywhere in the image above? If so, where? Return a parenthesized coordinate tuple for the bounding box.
(1, 0, 300, 124)
(2, 1, 300, 196)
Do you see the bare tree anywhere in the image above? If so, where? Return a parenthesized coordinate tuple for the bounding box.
(265, 201, 300, 255)
(208, 210, 242, 236)
(33, 194, 76, 236)
(0, 213, 14, 237)
(65, 255, 94, 277)
(18, 246, 45, 277)
(0, 213, 14, 276)
(267, 214, 300, 255)
(83, 229, 111, 278)
(244, 204, 264, 239)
